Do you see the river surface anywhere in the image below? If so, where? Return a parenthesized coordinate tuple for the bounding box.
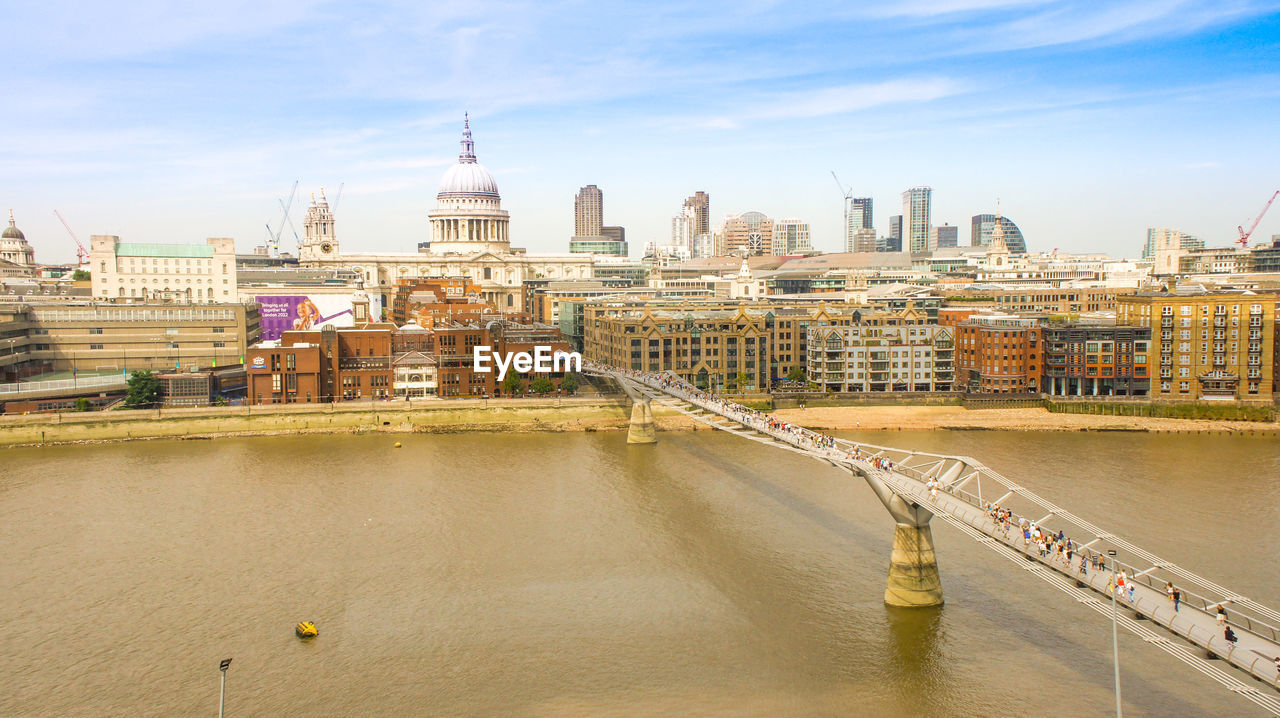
(2, 430, 1278, 716)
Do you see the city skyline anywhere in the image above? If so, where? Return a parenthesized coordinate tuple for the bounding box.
(5, 1, 1280, 263)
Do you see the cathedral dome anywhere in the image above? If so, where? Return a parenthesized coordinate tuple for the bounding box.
(3, 210, 24, 241)
(437, 115, 499, 199)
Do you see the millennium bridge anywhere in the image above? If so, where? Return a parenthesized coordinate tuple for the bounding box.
(589, 364, 1280, 715)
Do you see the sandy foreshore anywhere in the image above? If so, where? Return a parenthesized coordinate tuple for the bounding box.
(769, 405, 1280, 434)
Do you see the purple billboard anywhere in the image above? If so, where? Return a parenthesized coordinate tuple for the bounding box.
(256, 294, 380, 341)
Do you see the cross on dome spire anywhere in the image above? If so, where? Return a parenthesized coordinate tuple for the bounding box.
(459, 112, 477, 164)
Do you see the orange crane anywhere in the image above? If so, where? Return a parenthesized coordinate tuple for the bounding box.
(1237, 190, 1278, 248)
(53, 210, 90, 266)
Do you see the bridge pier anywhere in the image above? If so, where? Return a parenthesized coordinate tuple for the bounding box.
(854, 467, 944, 607)
(627, 398, 657, 444)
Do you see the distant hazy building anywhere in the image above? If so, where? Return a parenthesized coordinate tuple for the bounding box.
(902, 187, 932, 253)
(845, 197, 873, 253)
(930, 224, 959, 250)
(852, 227, 879, 253)
(971, 214, 1027, 253)
(671, 208, 696, 252)
(569, 185, 626, 256)
(1, 211, 36, 267)
(1142, 227, 1202, 260)
(887, 215, 903, 253)
(772, 219, 813, 256)
(574, 185, 604, 237)
(684, 192, 711, 236)
(692, 233, 716, 259)
(721, 211, 773, 256)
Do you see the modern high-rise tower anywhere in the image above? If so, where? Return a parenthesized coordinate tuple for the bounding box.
(574, 185, 604, 237)
(844, 198, 873, 253)
(683, 192, 710, 236)
(887, 215, 903, 252)
(971, 214, 1028, 253)
(901, 187, 932, 253)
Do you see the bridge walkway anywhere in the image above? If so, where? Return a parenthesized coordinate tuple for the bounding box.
(604, 368, 1280, 714)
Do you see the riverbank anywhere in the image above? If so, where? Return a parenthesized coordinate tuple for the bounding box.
(774, 404, 1280, 434)
(2, 397, 1275, 448)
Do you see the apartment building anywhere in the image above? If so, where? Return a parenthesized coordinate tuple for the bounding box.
(1115, 289, 1277, 399)
(807, 324, 955, 393)
(1040, 322, 1151, 396)
(955, 314, 1042, 393)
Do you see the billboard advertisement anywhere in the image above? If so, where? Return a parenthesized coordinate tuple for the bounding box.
(256, 294, 383, 341)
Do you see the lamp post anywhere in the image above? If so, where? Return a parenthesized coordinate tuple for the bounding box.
(1108, 548, 1122, 718)
(218, 658, 232, 718)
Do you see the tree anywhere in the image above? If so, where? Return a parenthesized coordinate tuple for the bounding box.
(124, 370, 161, 408)
(560, 373, 580, 394)
(501, 372, 525, 396)
(531, 377, 555, 394)
(74, 397, 92, 412)
(72, 269, 91, 281)
(786, 366, 806, 382)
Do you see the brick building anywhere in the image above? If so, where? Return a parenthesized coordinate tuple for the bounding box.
(1040, 322, 1151, 396)
(246, 324, 394, 404)
(956, 315, 1041, 393)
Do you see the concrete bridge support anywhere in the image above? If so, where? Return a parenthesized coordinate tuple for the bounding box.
(854, 467, 943, 607)
(627, 398, 657, 444)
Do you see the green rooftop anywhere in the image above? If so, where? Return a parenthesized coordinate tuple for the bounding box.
(116, 242, 214, 258)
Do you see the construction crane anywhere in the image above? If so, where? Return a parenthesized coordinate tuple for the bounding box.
(1237, 190, 1279, 248)
(330, 182, 345, 213)
(263, 180, 299, 258)
(831, 171, 853, 252)
(53, 210, 90, 266)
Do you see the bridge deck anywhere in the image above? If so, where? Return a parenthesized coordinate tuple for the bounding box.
(599, 368, 1280, 715)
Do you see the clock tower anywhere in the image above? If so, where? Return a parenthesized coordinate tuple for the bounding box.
(300, 190, 338, 261)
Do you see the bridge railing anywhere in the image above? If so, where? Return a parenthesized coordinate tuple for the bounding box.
(600, 363, 1280, 649)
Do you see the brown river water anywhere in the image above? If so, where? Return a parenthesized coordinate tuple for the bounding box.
(2, 430, 1278, 717)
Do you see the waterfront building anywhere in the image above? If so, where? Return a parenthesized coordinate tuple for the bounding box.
(1115, 288, 1277, 399)
(887, 215, 903, 253)
(1, 211, 36, 268)
(434, 320, 573, 398)
(582, 300, 872, 389)
(771, 218, 813, 256)
(901, 187, 932, 254)
(296, 118, 593, 312)
(0, 301, 259, 378)
(392, 351, 438, 398)
(1040, 321, 1151, 396)
(807, 323, 954, 393)
(90, 235, 238, 302)
(970, 214, 1028, 253)
(246, 323, 394, 404)
(720, 211, 773, 256)
(930, 224, 959, 250)
(955, 314, 1042, 393)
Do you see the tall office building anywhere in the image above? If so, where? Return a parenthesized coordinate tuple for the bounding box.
(772, 219, 813, 256)
(844, 197, 873, 252)
(901, 187, 932, 253)
(569, 184, 626, 256)
(721, 211, 773, 256)
(852, 227, 878, 253)
(574, 185, 604, 237)
(671, 206, 696, 251)
(930, 224, 959, 250)
(887, 215, 903, 252)
(683, 192, 710, 236)
(971, 214, 1027, 253)
(1143, 227, 1203, 259)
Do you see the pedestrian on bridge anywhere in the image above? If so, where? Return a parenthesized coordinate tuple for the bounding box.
(1173, 588, 1181, 612)
(1217, 605, 1228, 626)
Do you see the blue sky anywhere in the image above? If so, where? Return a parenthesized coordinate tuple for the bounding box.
(4, 0, 1280, 262)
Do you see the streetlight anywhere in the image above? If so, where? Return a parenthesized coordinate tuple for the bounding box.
(218, 658, 232, 718)
(1108, 548, 1122, 718)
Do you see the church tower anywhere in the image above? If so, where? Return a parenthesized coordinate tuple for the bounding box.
(987, 200, 1010, 268)
(300, 190, 337, 262)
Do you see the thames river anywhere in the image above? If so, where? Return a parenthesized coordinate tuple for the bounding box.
(2, 430, 1278, 716)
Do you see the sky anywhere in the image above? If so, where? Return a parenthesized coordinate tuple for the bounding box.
(4, 0, 1280, 263)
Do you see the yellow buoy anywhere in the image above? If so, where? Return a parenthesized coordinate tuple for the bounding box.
(295, 621, 318, 638)
(394, 442, 402, 448)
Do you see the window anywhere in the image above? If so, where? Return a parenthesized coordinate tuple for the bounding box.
(89, 327, 104, 335)
(89, 343, 103, 350)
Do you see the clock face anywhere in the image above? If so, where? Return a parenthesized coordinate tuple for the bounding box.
(320, 242, 333, 254)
